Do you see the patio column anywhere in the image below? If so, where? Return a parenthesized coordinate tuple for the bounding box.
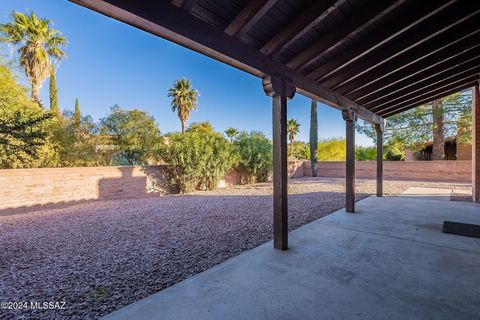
(343, 109, 357, 213)
(263, 75, 296, 250)
(473, 82, 480, 203)
(375, 123, 384, 197)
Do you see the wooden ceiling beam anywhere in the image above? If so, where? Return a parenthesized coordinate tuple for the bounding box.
(287, 0, 405, 71)
(336, 22, 480, 95)
(348, 38, 480, 102)
(380, 82, 476, 117)
(369, 65, 480, 112)
(171, 0, 197, 11)
(376, 75, 479, 115)
(358, 50, 480, 106)
(224, 0, 278, 38)
(260, 0, 344, 56)
(69, 0, 384, 125)
(323, 3, 480, 90)
(308, 0, 456, 81)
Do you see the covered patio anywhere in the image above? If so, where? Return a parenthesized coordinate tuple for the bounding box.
(102, 194, 480, 320)
(70, 0, 480, 251)
(67, 0, 480, 318)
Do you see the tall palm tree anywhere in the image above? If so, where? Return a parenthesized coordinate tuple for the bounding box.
(287, 118, 300, 144)
(225, 127, 239, 142)
(168, 78, 199, 134)
(0, 11, 66, 107)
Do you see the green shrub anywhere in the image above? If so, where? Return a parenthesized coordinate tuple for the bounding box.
(234, 131, 272, 183)
(317, 138, 346, 160)
(0, 63, 54, 168)
(289, 141, 310, 160)
(159, 130, 237, 193)
(355, 146, 376, 161)
(100, 105, 162, 165)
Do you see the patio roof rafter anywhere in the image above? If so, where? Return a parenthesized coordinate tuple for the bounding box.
(69, 0, 383, 125)
(171, 0, 197, 11)
(369, 64, 480, 112)
(323, 4, 480, 90)
(336, 20, 480, 96)
(69, 0, 480, 249)
(350, 41, 480, 103)
(224, 0, 278, 38)
(286, 0, 408, 71)
(308, 0, 458, 81)
(260, 0, 346, 56)
(375, 74, 478, 115)
(380, 81, 477, 117)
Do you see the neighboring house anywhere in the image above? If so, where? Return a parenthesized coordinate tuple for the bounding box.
(405, 137, 471, 161)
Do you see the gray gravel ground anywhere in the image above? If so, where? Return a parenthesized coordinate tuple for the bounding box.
(0, 178, 468, 320)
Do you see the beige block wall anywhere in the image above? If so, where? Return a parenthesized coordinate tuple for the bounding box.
(0, 166, 170, 211)
(456, 143, 472, 160)
(303, 161, 472, 182)
(0, 161, 305, 211)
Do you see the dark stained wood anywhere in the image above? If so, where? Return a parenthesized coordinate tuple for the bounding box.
(376, 74, 479, 115)
(380, 82, 477, 117)
(271, 94, 290, 250)
(473, 82, 480, 203)
(308, 0, 456, 81)
(287, 0, 403, 71)
(224, 0, 278, 38)
(343, 30, 480, 98)
(263, 75, 294, 250)
(324, 4, 480, 90)
(345, 120, 355, 213)
(369, 65, 480, 112)
(70, 0, 383, 125)
(171, 0, 196, 11)
(260, 0, 341, 56)
(343, 110, 356, 213)
(71, 0, 480, 140)
(375, 124, 383, 197)
(350, 41, 480, 103)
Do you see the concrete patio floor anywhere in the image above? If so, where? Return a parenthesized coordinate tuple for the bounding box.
(103, 195, 480, 320)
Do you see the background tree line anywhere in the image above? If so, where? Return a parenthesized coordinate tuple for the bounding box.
(357, 92, 472, 160)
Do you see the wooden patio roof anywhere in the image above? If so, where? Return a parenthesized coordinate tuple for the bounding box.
(70, 0, 479, 122)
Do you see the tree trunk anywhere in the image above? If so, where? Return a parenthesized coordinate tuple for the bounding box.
(431, 99, 444, 160)
(31, 81, 43, 108)
(181, 120, 185, 134)
(310, 100, 318, 177)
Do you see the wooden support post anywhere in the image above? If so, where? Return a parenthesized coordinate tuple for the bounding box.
(263, 75, 295, 250)
(375, 123, 384, 197)
(473, 82, 480, 203)
(343, 109, 357, 213)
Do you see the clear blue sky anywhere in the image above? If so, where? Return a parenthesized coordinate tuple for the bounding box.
(1, 0, 373, 145)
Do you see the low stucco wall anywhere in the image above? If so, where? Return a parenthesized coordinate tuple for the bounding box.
(0, 166, 171, 210)
(303, 160, 472, 182)
(0, 161, 305, 211)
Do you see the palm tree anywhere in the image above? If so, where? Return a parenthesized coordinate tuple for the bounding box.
(0, 11, 66, 107)
(168, 78, 199, 134)
(287, 118, 300, 144)
(225, 127, 239, 142)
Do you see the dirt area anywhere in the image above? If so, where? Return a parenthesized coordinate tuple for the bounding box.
(0, 178, 469, 320)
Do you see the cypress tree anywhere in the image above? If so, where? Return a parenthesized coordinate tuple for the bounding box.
(73, 98, 81, 128)
(309, 99, 318, 177)
(49, 68, 59, 115)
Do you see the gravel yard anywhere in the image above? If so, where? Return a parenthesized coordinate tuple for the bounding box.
(0, 178, 468, 320)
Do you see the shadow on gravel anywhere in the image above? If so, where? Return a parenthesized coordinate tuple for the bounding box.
(0, 190, 370, 320)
